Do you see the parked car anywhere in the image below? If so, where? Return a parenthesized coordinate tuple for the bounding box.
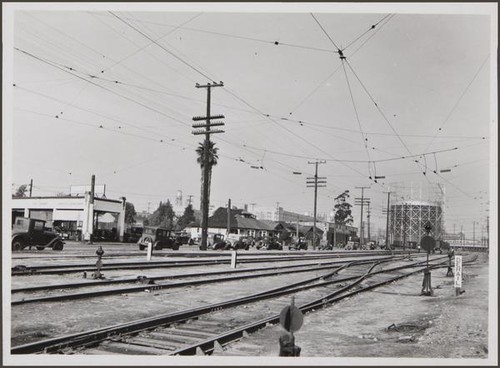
(207, 233, 231, 250)
(137, 226, 178, 251)
(123, 225, 143, 243)
(12, 217, 64, 251)
(230, 235, 254, 250)
(174, 231, 191, 246)
(289, 237, 308, 251)
(261, 236, 283, 250)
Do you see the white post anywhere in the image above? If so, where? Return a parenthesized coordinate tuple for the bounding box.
(454, 255, 462, 295)
(147, 241, 153, 261)
(231, 250, 237, 268)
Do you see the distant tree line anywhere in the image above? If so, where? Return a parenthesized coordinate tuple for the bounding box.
(125, 200, 196, 230)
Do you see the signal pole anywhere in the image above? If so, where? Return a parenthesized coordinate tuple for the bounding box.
(307, 160, 327, 250)
(367, 202, 371, 242)
(355, 186, 370, 245)
(192, 81, 225, 250)
(29, 178, 33, 197)
(384, 191, 391, 249)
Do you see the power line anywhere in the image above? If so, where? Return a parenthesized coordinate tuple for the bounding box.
(109, 11, 213, 82)
(14, 47, 191, 128)
(310, 13, 341, 51)
(342, 14, 392, 51)
(424, 53, 490, 151)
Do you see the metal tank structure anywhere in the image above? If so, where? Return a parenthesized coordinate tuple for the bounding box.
(388, 182, 445, 248)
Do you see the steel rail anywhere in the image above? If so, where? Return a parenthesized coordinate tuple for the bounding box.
(12, 255, 406, 294)
(11, 251, 408, 276)
(172, 256, 453, 355)
(10, 256, 443, 354)
(10, 259, 377, 354)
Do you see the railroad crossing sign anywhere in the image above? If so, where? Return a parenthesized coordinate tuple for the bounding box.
(420, 235, 436, 253)
(280, 300, 303, 333)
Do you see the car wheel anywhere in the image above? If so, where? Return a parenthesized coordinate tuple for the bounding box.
(139, 244, 145, 251)
(154, 242, 162, 251)
(173, 245, 179, 251)
(52, 240, 64, 251)
(12, 239, 24, 251)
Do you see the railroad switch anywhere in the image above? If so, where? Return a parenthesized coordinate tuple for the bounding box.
(92, 246, 105, 279)
(279, 331, 301, 357)
(421, 269, 434, 296)
(446, 251, 454, 277)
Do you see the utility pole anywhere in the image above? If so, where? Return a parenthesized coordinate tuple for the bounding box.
(461, 224, 464, 246)
(29, 179, 33, 197)
(227, 198, 231, 236)
(354, 186, 370, 245)
(402, 202, 407, 250)
(473, 221, 476, 246)
(383, 191, 391, 249)
(276, 202, 280, 221)
(367, 202, 371, 242)
(487, 215, 489, 248)
(307, 160, 327, 250)
(192, 81, 225, 250)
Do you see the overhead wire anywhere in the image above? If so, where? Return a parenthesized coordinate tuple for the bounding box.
(288, 13, 395, 114)
(342, 13, 392, 52)
(424, 53, 491, 151)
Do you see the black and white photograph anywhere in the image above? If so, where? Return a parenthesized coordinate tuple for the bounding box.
(2, 2, 498, 366)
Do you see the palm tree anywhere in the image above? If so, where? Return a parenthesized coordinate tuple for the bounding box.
(195, 140, 219, 214)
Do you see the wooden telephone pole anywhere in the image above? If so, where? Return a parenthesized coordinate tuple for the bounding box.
(306, 160, 326, 249)
(192, 82, 225, 250)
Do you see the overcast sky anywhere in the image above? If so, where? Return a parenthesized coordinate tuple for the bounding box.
(4, 3, 497, 237)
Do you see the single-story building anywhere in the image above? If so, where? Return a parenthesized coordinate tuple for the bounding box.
(11, 193, 126, 241)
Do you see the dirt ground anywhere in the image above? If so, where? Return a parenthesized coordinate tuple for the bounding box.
(218, 252, 492, 361)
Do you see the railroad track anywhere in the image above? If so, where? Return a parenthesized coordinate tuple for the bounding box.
(11, 250, 411, 276)
(11, 254, 461, 355)
(11, 255, 403, 305)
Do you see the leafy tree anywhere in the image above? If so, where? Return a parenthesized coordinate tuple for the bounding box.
(125, 202, 137, 224)
(334, 190, 353, 225)
(176, 204, 196, 229)
(13, 184, 28, 198)
(148, 200, 175, 228)
(195, 140, 219, 215)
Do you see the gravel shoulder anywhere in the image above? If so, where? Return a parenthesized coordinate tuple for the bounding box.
(217, 252, 492, 363)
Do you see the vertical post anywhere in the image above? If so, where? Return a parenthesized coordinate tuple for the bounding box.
(367, 202, 371, 243)
(296, 216, 299, 238)
(231, 250, 237, 268)
(201, 86, 211, 251)
(385, 191, 391, 249)
(461, 225, 464, 247)
(473, 221, 476, 246)
(29, 178, 33, 197)
(227, 198, 231, 236)
(360, 187, 364, 244)
(307, 161, 326, 250)
(313, 162, 318, 249)
(193, 82, 225, 250)
(487, 216, 489, 248)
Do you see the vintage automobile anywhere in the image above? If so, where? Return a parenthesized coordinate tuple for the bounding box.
(137, 226, 178, 251)
(289, 237, 308, 251)
(231, 235, 254, 250)
(203, 233, 231, 250)
(173, 231, 191, 247)
(123, 225, 144, 243)
(260, 236, 283, 250)
(12, 217, 64, 251)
